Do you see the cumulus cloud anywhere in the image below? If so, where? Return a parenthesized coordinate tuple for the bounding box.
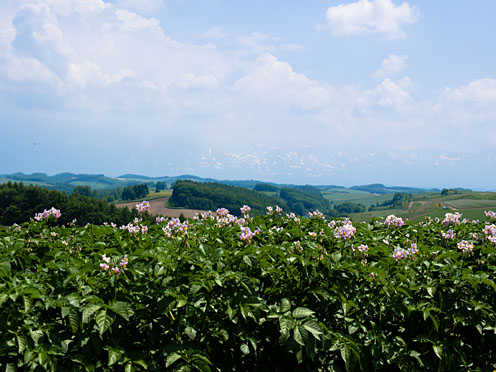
(373, 54, 407, 78)
(233, 53, 333, 110)
(366, 76, 412, 106)
(445, 78, 496, 103)
(325, 0, 418, 39)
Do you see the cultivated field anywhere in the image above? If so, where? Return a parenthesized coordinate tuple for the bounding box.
(116, 196, 207, 218)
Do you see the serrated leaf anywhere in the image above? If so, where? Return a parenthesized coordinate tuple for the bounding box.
(108, 301, 134, 321)
(166, 353, 182, 368)
(82, 303, 102, 323)
(96, 309, 113, 336)
(17, 334, 27, 353)
(292, 307, 314, 318)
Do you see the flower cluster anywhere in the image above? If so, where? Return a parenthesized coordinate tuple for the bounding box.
(308, 210, 325, 220)
(484, 210, 496, 220)
(392, 248, 409, 261)
(240, 205, 251, 215)
(120, 222, 148, 235)
(135, 201, 151, 215)
(409, 243, 419, 255)
(442, 212, 462, 226)
(216, 208, 230, 217)
(34, 207, 62, 221)
(457, 240, 474, 253)
(285, 212, 301, 224)
(334, 223, 356, 240)
(441, 229, 456, 240)
(99, 254, 128, 275)
(357, 244, 369, 254)
(162, 218, 189, 238)
(384, 215, 405, 228)
(240, 227, 260, 241)
(482, 224, 496, 244)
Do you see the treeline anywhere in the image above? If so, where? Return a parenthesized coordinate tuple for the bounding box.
(168, 180, 288, 216)
(72, 182, 166, 202)
(0, 182, 140, 226)
(369, 193, 412, 211)
(169, 181, 367, 217)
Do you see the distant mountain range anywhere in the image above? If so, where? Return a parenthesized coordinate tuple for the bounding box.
(0, 172, 444, 194)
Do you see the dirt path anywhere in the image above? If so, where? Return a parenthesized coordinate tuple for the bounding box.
(116, 197, 207, 219)
(406, 201, 414, 211)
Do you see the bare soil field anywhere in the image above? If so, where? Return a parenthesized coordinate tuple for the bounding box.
(115, 197, 207, 219)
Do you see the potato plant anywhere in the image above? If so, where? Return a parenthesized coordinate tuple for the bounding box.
(1, 207, 495, 371)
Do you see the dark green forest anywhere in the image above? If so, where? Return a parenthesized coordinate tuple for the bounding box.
(169, 180, 367, 217)
(0, 182, 138, 226)
(168, 180, 287, 215)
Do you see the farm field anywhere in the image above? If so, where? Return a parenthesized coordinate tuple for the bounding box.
(1, 203, 496, 371)
(116, 196, 206, 219)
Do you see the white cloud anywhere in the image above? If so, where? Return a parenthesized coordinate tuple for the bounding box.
(325, 0, 418, 39)
(445, 78, 496, 103)
(113, 0, 165, 15)
(233, 53, 333, 110)
(374, 54, 407, 78)
(372, 76, 412, 106)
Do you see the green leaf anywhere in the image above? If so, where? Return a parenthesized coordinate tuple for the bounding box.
(0, 293, 8, 306)
(240, 343, 250, 355)
(23, 295, 33, 313)
(303, 319, 322, 340)
(292, 307, 314, 318)
(293, 326, 304, 346)
(433, 344, 443, 359)
(83, 303, 102, 323)
(166, 353, 182, 368)
(6, 363, 16, 372)
(243, 255, 252, 267)
(341, 345, 351, 372)
(185, 326, 197, 340)
(17, 334, 27, 353)
(108, 347, 124, 366)
(68, 307, 79, 333)
(124, 362, 135, 372)
(108, 301, 134, 321)
(279, 317, 294, 342)
(96, 309, 113, 336)
(280, 298, 291, 313)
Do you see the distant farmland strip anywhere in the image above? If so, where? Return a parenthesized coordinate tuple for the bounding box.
(116, 197, 207, 218)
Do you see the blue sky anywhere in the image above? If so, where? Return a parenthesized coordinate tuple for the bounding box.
(1, 0, 495, 189)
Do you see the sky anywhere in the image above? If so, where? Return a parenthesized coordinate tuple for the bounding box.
(1, 0, 495, 189)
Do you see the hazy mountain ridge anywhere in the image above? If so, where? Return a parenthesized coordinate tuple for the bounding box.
(0, 172, 447, 193)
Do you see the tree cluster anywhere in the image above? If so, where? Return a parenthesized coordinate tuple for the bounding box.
(168, 180, 287, 216)
(0, 182, 137, 226)
(121, 184, 149, 201)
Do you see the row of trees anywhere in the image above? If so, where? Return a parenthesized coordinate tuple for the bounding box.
(168, 180, 287, 215)
(0, 182, 142, 226)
